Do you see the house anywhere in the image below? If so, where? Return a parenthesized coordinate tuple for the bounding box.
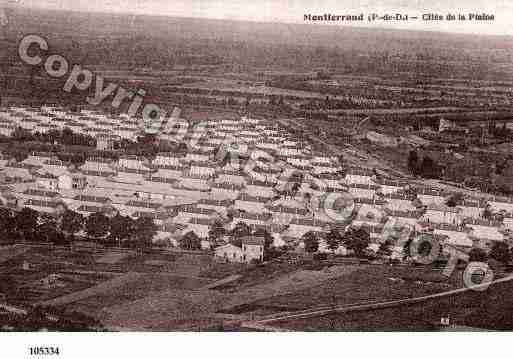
(214, 236, 265, 263)
(241, 236, 265, 262)
(416, 187, 446, 206)
(422, 203, 463, 226)
(466, 223, 505, 250)
(434, 229, 473, 248)
(215, 243, 244, 262)
(58, 173, 87, 190)
(118, 156, 151, 172)
(457, 199, 485, 220)
(96, 135, 117, 150)
(36, 173, 59, 191)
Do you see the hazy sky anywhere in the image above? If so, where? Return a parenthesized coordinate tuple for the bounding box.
(10, 0, 513, 35)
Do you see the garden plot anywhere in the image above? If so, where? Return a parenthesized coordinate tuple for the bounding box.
(96, 251, 132, 265)
(0, 245, 29, 264)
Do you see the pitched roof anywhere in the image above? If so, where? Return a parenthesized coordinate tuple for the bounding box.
(426, 203, 461, 213)
(241, 236, 265, 246)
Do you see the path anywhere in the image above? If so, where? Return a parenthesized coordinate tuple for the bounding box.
(241, 274, 513, 330)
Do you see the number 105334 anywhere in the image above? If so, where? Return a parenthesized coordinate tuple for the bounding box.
(29, 347, 60, 356)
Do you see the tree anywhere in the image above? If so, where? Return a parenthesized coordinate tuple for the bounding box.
(110, 214, 133, 240)
(61, 127, 75, 145)
(326, 228, 343, 252)
(14, 207, 39, 242)
(402, 236, 414, 259)
(85, 212, 110, 240)
(208, 220, 226, 244)
(180, 231, 201, 250)
(36, 214, 66, 244)
(12, 126, 34, 142)
(420, 155, 438, 179)
(109, 214, 134, 246)
(302, 231, 319, 253)
(60, 210, 84, 238)
(9, 148, 28, 162)
(131, 217, 157, 251)
(0, 207, 16, 244)
(230, 221, 251, 246)
(482, 204, 493, 220)
(407, 150, 419, 175)
(378, 240, 394, 258)
(490, 242, 511, 264)
(469, 248, 488, 262)
(337, 155, 344, 167)
(343, 227, 371, 257)
(41, 223, 66, 245)
(445, 193, 464, 208)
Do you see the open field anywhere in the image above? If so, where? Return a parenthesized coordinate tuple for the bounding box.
(0, 245, 29, 264)
(271, 277, 513, 331)
(64, 273, 212, 317)
(223, 265, 464, 316)
(39, 272, 144, 307)
(0, 245, 210, 305)
(0, 243, 510, 331)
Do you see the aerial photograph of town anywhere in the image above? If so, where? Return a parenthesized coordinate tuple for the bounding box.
(1, 1, 513, 343)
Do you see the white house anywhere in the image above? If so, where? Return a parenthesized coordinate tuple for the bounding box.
(241, 236, 265, 262)
(215, 243, 244, 263)
(422, 203, 463, 225)
(214, 236, 265, 263)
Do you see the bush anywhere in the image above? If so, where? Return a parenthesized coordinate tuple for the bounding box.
(490, 242, 511, 264)
(313, 252, 328, 261)
(469, 248, 488, 262)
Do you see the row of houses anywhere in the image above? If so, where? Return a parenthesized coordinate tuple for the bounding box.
(0, 105, 513, 258)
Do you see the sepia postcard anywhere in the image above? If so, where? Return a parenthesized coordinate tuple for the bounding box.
(0, 0, 512, 357)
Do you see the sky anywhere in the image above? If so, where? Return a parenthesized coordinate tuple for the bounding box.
(7, 0, 513, 35)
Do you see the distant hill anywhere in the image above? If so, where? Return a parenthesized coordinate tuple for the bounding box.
(3, 7, 513, 79)
(7, 7, 513, 48)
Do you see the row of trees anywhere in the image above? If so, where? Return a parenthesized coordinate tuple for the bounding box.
(0, 127, 192, 166)
(399, 234, 513, 267)
(0, 207, 67, 245)
(85, 212, 157, 250)
(116, 135, 188, 160)
(470, 242, 513, 265)
(302, 226, 513, 266)
(11, 127, 96, 147)
(303, 227, 372, 258)
(0, 207, 157, 250)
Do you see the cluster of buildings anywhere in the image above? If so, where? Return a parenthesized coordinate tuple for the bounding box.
(0, 105, 141, 148)
(0, 105, 512, 263)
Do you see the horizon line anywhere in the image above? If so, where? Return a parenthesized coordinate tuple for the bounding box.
(13, 4, 513, 39)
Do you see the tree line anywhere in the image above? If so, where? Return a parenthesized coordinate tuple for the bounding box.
(0, 207, 157, 251)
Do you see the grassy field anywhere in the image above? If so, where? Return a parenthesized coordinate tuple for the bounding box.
(0, 245, 213, 306)
(65, 273, 212, 317)
(243, 265, 464, 313)
(272, 277, 513, 331)
(0, 245, 30, 264)
(0, 244, 498, 331)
